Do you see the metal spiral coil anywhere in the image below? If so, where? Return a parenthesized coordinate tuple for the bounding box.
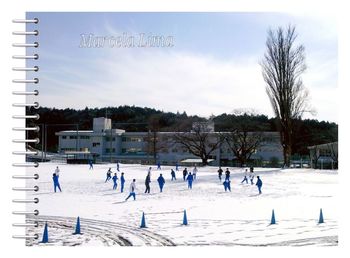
(12, 18, 40, 240)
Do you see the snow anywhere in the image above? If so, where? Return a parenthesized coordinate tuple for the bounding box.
(25, 163, 338, 246)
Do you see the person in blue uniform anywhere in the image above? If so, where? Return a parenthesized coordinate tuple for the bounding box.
(112, 173, 118, 190)
(52, 173, 62, 192)
(88, 159, 93, 170)
(120, 172, 126, 193)
(256, 176, 263, 194)
(223, 179, 231, 192)
(157, 174, 165, 192)
(187, 172, 194, 189)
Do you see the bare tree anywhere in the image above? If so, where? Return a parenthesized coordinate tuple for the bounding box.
(223, 130, 263, 167)
(221, 109, 265, 167)
(173, 123, 222, 165)
(260, 25, 312, 167)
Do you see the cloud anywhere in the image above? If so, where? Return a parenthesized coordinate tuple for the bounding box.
(34, 14, 337, 123)
(37, 47, 273, 117)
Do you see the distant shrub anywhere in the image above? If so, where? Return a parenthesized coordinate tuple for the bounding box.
(269, 156, 280, 167)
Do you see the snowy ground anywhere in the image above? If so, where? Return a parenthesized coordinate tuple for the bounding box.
(25, 163, 338, 246)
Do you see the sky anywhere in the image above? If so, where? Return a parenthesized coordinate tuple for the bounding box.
(26, 12, 337, 122)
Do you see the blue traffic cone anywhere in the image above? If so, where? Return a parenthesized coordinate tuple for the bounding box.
(183, 210, 188, 225)
(318, 209, 324, 224)
(270, 209, 276, 225)
(73, 216, 81, 234)
(140, 212, 146, 228)
(41, 223, 48, 243)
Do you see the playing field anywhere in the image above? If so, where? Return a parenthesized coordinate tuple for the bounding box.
(25, 163, 338, 246)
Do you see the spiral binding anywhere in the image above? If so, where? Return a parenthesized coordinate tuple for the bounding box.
(12, 18, 40, 240)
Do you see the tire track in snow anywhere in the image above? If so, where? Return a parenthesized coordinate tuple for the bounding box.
(26, 215, 176, 246)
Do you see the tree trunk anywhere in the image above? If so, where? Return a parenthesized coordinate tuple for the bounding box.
(202, 157, 208, 166)
(283, 145, 292, 167)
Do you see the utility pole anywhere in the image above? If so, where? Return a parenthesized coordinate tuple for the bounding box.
(44, 124, 47, 161)
(110, 127, 112, 163)
(41, 124, 44, 162)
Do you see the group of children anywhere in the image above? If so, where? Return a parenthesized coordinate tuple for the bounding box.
(104, 167, 126, 192)
(217, 166, 263, 194)
(52, 162, 263, 200)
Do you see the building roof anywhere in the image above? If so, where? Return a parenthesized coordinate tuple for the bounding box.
(307, 142, 338, 150)
(57, 130, 94, 133)
(55, 129, 125, 136)
(180, 158, 215, 163)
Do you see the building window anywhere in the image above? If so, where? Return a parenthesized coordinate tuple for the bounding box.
(106, 136, 116, 142)
(93, 142, 100, 147)
(62, 136, 67, 139)
(122, 137, 142, 142)
(62, 148, 76, 152)
(80, 136, 90, 140)
(106, 148, 116, 153)
(69, 136, 77, 140)
(122, 148, 142, 154)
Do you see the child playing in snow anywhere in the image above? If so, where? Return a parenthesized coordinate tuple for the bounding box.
(125, 179, 137, 201)
(192, 165, 198, 180)
(112, 173, 118, 190)
(105, 168, 112, 182)
(157, 174, 165, 192)
(55, 166, 60, 178)
(256, 176, 263, 194)
(187, 172, 194, 189)
(120, 172, 125, 193)
(223, 179, 231, 192)
(52, 173, 62, 192)
(217, 167, 223, 181)
(241, 169, 249, 184)
(171, 169, 176, 181)
(144, 171, 151, 194)
(183, 168, 188, 181)
(249, 170, 255, 185)
(225, 168, 231, 180)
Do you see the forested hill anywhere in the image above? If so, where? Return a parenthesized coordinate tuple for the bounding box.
(27, 106, 338, 155)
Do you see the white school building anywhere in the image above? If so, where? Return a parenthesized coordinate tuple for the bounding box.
(55, 117, 283, 165)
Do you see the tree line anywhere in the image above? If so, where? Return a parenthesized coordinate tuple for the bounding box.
(26, 105, 337, 159)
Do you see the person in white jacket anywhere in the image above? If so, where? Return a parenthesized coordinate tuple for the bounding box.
(249, 170, 255, 185)
(55, 166, 60, 178)
(125, 179, 137, 201)
(241, 168, 249, 184)
(192, 165, 198, 180)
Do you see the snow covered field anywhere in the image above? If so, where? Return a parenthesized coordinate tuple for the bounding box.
(26, 163, 338, 246)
